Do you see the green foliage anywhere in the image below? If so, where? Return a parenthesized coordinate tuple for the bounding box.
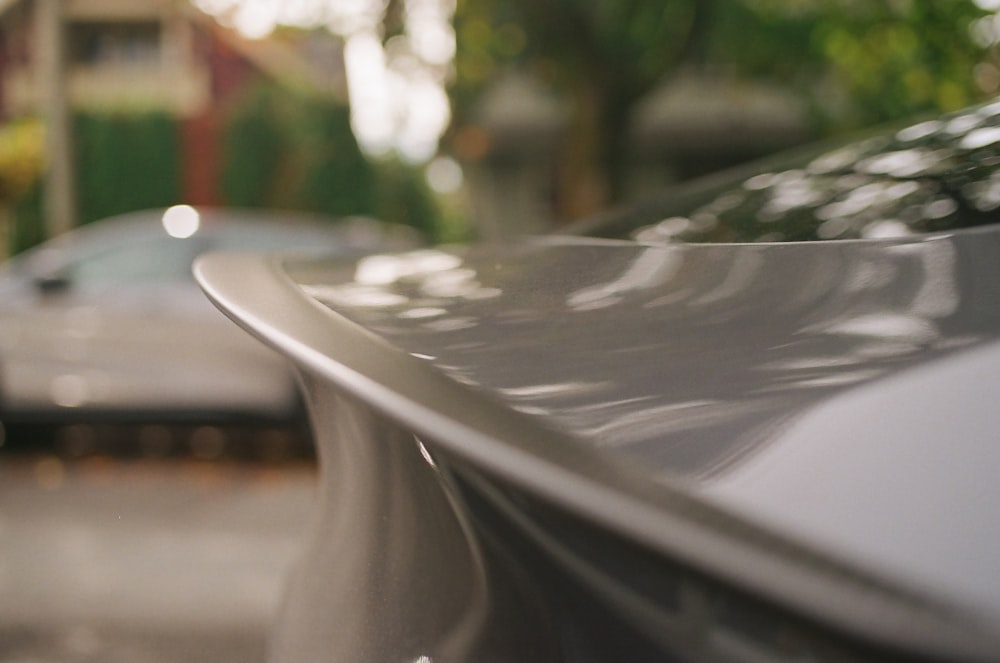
(220, 83, 378, 218)
(293, 100, 377, 218)
(220, 85, 284, 208)
(0, 118, 44, 205)
(707, 0, 993, 129)
(220, 82, 451, 239)
(452, 0, 718, 219)
(74, 111, 180, 225)
(373, 157, 441, 240)
(449, 0, 995, 221)
(451, 0, 529, 121)
(452, 0, 709, 120)
(454, 0, 992, 130)
(9, 184, 44, 255)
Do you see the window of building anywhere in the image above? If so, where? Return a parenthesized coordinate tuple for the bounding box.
(69, 21, 162, 67)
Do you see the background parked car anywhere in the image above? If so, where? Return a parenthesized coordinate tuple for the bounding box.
(0, 206, 420, 457)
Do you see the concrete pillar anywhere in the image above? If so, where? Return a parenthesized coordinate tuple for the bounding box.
(36, 0, 76, 237)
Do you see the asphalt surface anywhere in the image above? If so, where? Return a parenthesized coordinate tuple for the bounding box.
(0, 452, 317, 662)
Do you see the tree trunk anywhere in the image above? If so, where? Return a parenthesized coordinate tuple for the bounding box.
(554, 78, 632, 224)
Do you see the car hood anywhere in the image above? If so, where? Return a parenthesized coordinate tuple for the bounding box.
(197, 224, 1000, 656)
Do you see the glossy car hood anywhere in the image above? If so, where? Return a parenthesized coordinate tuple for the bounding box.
(197, 225, 1000, 653)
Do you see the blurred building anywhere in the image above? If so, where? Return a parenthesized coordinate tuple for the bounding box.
(0, 0, 347, 205)
(461, 70, 812, 238)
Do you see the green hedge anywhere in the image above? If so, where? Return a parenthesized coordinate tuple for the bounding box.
(220, 85, 285, 209)
(7, 111, 180, 255)
(295, 101, 378, 218)
(75, 110, 180, 226)
(374, 157, 440, 240)
(8, 89, 451, 256)
(9, 184, 44, 255)
(221, 83, 378, 217)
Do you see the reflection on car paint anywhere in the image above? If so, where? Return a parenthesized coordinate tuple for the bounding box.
(291, 221, 998, 482)
(627, 101, 1000, 244)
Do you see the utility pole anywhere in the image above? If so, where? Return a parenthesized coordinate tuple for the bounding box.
(37, 0, 76, 237)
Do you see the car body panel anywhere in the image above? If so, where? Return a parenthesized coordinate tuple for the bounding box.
(197, 227, 1000, 661)
(195, 101, 1000, 661)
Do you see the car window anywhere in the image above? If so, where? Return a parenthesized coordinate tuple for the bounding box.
(595, 100, 1000, 244)
(66, 235, 203, 286)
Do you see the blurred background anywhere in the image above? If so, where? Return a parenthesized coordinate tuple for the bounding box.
(2, 0, 1000, 255)
(2, 0, 1000, 661)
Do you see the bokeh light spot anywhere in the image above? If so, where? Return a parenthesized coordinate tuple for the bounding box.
(162, 205, 201, 239)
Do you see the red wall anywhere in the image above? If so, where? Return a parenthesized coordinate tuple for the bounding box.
(179, 26, 262, 206)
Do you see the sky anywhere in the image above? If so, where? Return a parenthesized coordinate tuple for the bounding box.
(191, 0, 455, 163)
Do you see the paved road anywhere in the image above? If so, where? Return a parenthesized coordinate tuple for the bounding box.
(0, 454, 317, 662)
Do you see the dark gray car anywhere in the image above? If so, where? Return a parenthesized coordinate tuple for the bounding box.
(197, 101, 1000, 661)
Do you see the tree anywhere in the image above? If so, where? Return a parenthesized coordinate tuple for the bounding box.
(452, 0, 713, 221)
(706, 1, 993, 129)
(221, 83, 378, 219)
(0, 118, 45, 256)
(449, 0, 994, 223)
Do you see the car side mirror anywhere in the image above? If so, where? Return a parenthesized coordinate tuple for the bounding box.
(33, 271, 71, 295)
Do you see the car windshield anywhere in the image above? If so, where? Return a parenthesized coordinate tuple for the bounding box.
(67, 235, 204, 285)
(582, 99, 1000, 244)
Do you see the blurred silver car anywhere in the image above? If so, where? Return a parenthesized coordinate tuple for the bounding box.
(0, 206, 418, 453)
